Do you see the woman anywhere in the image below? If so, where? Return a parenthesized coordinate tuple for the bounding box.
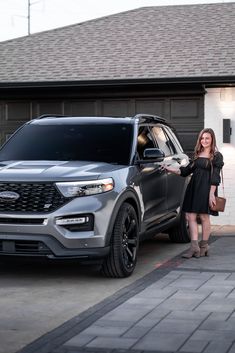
(164, 128, 224, 258)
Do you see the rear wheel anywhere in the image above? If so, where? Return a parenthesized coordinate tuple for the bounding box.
(168, 211, 190, 243)
(101, 203, 139, 278)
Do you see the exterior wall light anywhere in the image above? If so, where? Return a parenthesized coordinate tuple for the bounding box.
(223, 119, 232, 143)
(220, 87, 235, 102)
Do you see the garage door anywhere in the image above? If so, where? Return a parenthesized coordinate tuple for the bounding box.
(63, 96, 204, 153)
(0, 96, 203, 154)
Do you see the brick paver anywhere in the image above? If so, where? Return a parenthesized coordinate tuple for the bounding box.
(18, 235, 235, 353)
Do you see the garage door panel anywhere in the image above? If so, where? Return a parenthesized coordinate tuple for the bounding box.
(170, 99, 201, 120)
(178, 132, 198, 156)
(101, 100, 130, 116)
(64, 101, 97, 116)
(0, 103, 4, 121)
(37, 102, 63, 116)
(6, 102, 31, 121)
(135, 99, 165, 116)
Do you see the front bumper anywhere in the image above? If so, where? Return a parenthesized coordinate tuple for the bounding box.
(0, 233, 110, 259)
(0, 190, 117, 257)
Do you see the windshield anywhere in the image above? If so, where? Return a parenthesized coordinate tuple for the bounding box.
(0, 123, 134, 165)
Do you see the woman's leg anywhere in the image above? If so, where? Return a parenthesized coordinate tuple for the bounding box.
(187, 212, 199, 241)
(198, 213, 211, 256)
(182, 213, 200, 258)
(199, 214, 211, 241)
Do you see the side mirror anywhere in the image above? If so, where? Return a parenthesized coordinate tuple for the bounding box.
(136, 148, 165, 164)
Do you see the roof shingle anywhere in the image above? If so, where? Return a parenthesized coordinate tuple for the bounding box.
(0, 2, 234, 83)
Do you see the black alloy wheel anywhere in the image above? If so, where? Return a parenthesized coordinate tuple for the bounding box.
(101, 202, 139, 278)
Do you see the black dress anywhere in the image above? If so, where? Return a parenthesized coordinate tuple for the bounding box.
(180, 152, 224, 216)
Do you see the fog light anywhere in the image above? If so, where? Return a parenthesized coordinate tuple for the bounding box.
(55, 216, 89, 225)
(55, 214, 94, 232)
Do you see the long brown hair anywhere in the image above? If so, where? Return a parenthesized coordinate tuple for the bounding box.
(194, 128, 217, 160)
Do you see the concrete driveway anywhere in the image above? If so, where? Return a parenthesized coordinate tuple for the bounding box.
(0, 233, 189, 353)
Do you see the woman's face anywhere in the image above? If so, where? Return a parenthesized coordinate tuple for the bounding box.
(201, 132, 212, 149)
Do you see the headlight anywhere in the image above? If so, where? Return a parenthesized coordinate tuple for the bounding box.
(55, 178, 114, 197)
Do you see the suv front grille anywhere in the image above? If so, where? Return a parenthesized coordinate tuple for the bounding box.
(0, 183, 71, 213)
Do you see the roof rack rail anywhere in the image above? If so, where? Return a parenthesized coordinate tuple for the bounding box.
(36, 114, 68, 119)
(133, 114, 166, 123)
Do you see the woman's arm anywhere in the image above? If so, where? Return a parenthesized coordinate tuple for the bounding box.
(211, 152, 224, 185)
(163, 165, 181, 175)
(164, 160, 195, 177)
(209, 185, 217, 208)
(210, 152, 224, 208)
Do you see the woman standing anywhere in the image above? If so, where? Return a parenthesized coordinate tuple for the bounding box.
(164, 128, 224, 258)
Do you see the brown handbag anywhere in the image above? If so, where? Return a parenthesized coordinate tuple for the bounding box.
(210, 168, 226, 212)
(210, 196, 226, 212)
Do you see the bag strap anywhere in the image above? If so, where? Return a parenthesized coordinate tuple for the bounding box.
(221, 168, 225, 198)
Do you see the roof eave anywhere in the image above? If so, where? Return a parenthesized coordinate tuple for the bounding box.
(0, 75, 235, 89)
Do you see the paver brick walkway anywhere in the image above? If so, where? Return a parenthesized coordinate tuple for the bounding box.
(18, 235, 235, 353)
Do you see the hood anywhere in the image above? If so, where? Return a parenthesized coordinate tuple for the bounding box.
(0, 160, 125, 182)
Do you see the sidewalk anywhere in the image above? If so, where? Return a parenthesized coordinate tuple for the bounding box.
(18, 226, 235, 353)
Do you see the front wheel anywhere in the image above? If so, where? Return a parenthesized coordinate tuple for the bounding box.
(101, 203, 139, 278)
(168, 211, 190, 243)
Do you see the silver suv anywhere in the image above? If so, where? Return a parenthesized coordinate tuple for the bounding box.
(0, 114, 190, 277)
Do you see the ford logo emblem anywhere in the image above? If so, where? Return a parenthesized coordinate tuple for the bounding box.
(0, 191, 20, 201)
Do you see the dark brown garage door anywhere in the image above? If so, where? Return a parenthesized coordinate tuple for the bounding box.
(0, 96, 203, 154)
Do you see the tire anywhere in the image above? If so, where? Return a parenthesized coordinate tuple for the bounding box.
(101, 203, 139, 278)
(168, 211, 190, 243)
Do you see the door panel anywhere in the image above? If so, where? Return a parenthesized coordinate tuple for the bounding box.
(135, 99, 164, 116)
(36, 101, 63, 116)
(169, 97, 204, 154)
(165, 154, 187, 212)
(152, 125, 188, 214)
(170, 99, 199, 119)
(101, 100, 130, 116)
(64, 100, 96, 116)
(139, 164, 167, 223)
(136, 126, 167, 224)
(6, 102, 31, 121)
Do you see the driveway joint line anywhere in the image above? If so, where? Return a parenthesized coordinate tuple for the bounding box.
(176, 311, 211, 352)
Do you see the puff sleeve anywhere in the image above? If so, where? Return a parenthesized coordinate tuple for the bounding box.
(180, 160, 196, 177)
(211, 152, 224, 186)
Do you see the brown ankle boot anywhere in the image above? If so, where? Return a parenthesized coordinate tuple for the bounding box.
(182, 240, 200, 259)
(199, 240, 209, 257)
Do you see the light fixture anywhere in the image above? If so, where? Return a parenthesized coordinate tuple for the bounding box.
(220, 87, 235, 102)
(55, 214, 94, 231)
(223, 119, 232, 143)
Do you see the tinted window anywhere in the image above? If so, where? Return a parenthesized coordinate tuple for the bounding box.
(164, 126, 184, 153)
(152, 126, 174, 157)
(137, 126, 155, 159)
(0, 124, 133, 165)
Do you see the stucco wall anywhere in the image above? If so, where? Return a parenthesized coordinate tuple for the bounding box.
(205, 87, 235, 225)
